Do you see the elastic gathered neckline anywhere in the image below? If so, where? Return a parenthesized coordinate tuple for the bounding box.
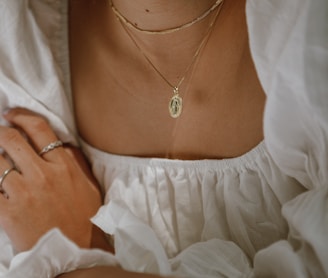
(80, 139, 267, 171)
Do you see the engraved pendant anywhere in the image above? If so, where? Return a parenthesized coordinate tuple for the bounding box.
(169, 88, 183, 118)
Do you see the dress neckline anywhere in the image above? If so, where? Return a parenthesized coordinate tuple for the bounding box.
(80, 138, 267, 171)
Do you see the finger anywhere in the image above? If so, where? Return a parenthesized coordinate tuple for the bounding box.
(3, 108, 66, 162)
(0, 126, 41, 171)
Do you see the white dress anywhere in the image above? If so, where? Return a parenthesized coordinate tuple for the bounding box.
(0, 0, 327, 277)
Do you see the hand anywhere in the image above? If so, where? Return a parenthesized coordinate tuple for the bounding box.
(0, 108, 102, 252)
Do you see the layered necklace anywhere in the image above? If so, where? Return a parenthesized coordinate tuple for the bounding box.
(110, 0, 224, 118)
(110, 0, 223, 35)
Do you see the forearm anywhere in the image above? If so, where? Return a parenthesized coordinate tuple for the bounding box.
(57, 266, 173, 278)
(63, 145, 115, 253)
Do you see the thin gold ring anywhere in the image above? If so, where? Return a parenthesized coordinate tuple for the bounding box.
(0, 167, 17, 194)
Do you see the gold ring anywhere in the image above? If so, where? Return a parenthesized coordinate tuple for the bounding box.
(0, 167, 17, 194)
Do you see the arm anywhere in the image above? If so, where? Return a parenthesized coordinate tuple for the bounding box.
(58, 266, 172, 278)
(63, 145, 114, 253)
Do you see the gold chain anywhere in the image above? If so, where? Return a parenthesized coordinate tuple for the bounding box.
(114, 1, 224, 118)
(109, 0, 223, 35)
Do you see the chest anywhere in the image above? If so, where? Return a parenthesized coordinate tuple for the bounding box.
(69, 1, 265, 159)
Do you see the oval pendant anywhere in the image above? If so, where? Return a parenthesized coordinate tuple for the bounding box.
(169, 94, 183, 118)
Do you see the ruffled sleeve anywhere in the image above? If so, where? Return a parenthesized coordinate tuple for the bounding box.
(246, 0, 328, 276)
(0, 229, 118, 278)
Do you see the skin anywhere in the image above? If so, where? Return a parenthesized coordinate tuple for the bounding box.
(0, 0, 266, 277)
(71, 0, 265, 160)
(57, 266, 174, 278)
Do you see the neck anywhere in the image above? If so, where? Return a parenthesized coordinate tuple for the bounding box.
(110, 0, 219, 32)
(105, 0, 224, 86)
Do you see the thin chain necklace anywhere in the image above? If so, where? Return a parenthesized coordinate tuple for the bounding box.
(114, 1, 224, 118)
(110, 0, 223, 35)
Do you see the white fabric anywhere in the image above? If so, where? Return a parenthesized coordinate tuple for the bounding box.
(0, 0, 327, 277)
(1, 229, 118, 278)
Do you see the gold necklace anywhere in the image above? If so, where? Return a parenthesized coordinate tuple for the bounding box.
(115, 1, 224, 118)
(109, 0, 223, 35)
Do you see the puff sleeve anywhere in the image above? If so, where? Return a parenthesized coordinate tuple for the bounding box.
(246, 0, 328, 276)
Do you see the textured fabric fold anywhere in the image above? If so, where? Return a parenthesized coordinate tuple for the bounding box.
(0, 229, 118, 278)
(254, 186, 328, 277)
(247, 0, 328, 276)
(84, 138, 304, 277)
(170, 239, 252, 278)
(92, 201, 172, 275)
(0, 0, 77, 145)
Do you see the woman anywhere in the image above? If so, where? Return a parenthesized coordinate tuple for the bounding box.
(0, 0, 327, 277)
